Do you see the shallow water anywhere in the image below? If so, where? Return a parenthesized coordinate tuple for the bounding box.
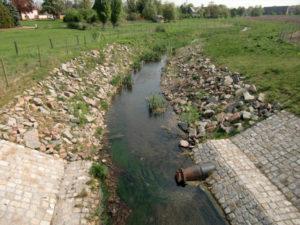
(106, 58, 228, 225)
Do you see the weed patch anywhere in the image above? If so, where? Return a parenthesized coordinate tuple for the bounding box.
(180, 105, 199, 124)
(147, 94, 167, 114)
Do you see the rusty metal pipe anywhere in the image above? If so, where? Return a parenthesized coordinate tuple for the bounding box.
(175, 162, 216, 187)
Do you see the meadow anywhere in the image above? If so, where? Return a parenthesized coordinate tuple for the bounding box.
(0, 17, 299, 114)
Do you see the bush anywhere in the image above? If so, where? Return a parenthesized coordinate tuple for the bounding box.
(0, 3, 14, 28)
(67, 22, 89, 30)
(162, 3, 176, 21)
(147, 94, 166, 114)
(127, 12, 139, 20)
(89, 162, 108, 180)
(64, 9, 83, 22)
(155, 25, 166, 32)
(79, 8, 97, 23)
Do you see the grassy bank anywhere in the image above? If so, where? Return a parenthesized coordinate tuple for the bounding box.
(0, 17, 299, 113)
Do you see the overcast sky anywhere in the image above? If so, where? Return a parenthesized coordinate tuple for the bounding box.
(166, 0, 300, 7)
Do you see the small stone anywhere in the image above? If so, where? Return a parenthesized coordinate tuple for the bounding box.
(258, 93, 266, 102)
(249, 84, 257, 93)
(7, 117, 17, 127)
(235, 88, 246, 97)
(188, 127, 197, 138)
(227, 112, 241, 122)
(234, 123, 243, 131)
(203, 109, 215, 118)
(242, 111, 252, 120)
(63, 129, 73, 140)
(179, 140, 189, 148)
(32, 97, 43, 106)
(224, 76, 233, 86)
(243, 91, 255, 102)
(23, 129, 41, 149)
(178, 122, 188, 133)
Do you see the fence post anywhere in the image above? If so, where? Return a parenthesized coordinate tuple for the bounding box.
(0, 58, 9, 88)
(76, 35, 80, 45)
(14, 40, 19, 56)
(49, 38, 54, 49)
(37, 46, 42, 67)
(65, 39, 69, 54)
(84, 35, 87, 47)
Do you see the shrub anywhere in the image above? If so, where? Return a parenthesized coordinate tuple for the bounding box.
(64, 9, 82, 22)
(181, 105, 199, 124)
(79, 8, 97, 23)
(67, 22, 89, 30)
(0, 3, 14, 28)
(89, 162, 108, 180)
(147, 94, 166, 114)
(162, 3, 176, 21)
(155, 25, 166, 32)
(127, 12, 139, 20)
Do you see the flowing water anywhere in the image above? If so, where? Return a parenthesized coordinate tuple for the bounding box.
(106, 58, 228, 225)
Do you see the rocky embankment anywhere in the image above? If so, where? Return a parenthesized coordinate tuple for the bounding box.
(0, 44, 131, 160)
(162, 44, 280, 147)
(0, 44, 133, 224)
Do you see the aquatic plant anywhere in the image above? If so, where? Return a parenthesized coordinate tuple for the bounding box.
(147, 94, 167, 114)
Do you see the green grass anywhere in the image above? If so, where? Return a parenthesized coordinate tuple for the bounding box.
(147, 94, 167, 114)
(201, 18, 300, 114)
(69, 94, 89, 125)
(180, 105, 200, 124)
(0, 17, 299, 114)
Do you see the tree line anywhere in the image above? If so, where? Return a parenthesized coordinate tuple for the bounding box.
(1, 0, 300, 29)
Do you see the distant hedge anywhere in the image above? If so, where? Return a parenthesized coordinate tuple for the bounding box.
(64, 8, 97, 30)
(0, 3, 14, 28)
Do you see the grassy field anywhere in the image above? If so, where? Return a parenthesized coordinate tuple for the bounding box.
(0, 17, 299, 114)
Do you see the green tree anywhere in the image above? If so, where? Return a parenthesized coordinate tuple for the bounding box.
(0, 2, 14, 28)
(162, 3, 175, 21)
(230, 8, 238, 17)
(3, 1, 20, 26)
(42, 0, 64, 18)
(93, 0, 111, 27)
(126, 0, 136, 13)
(293, 5, 300, 15)
(136, 0, 146, 14)
(142, 0, 156, 20)
(111, 0, 121, 27)
(237, 6, 245, 16)
(248, 6, 264, 17)
(80, 0, 92, 9)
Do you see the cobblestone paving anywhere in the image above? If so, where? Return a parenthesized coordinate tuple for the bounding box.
(52, 161, 99, 225)
(231, 111, 300, 209)
(0, 140, 64, 225)
(0, 140, 99, 225)
(193, 139, 300, 225)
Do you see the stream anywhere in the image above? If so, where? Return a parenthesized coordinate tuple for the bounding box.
(106, 57, 228, 225)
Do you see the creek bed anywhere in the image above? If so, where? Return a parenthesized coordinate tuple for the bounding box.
(106, 58, 228, 225)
